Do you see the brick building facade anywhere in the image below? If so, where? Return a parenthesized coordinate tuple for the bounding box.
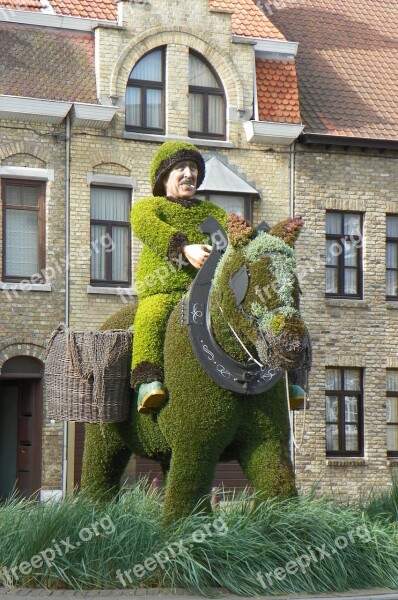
(0, 0, 397, 500)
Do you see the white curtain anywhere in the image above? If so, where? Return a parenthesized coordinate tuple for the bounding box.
(325, 368, 341, 390)
(130, 50, 162, 82)
(91, 224, 106, 280)
(189, 93, 203, 132)
(325, 267, 338, 294)
(111, 226, 129, 282)
(90, 188, 130, 282)
(209, 194, 244, 217)
(126, 87, 141, 127)
(146, 89, 162, 129)
(387, 215, 398, 238)
(344, 269, 357, 294)
(6, 209, 39, 276)
(326, 212, 341, 234)
(189, 54, 218, 88)
(208, 95, 224, 134)
(344, 213, 361, 235)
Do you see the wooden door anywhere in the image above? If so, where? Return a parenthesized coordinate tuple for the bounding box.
(0, 380, 42, 498)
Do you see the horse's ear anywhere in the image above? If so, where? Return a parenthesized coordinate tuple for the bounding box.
(269, 217, 304, 247)
(227, 213, 256, 248)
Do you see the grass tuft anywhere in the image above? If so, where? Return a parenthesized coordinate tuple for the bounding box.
(0, 482, 397, 595)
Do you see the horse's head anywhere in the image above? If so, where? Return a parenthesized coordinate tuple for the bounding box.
(212, 214, 311, 372)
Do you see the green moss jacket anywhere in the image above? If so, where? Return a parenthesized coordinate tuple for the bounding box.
(131, 196, 227, 298)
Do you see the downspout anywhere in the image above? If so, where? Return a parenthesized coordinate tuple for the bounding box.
(62, 111, 71, 497)
(289, 140, 296, 469)
(290, 140, 295, 218)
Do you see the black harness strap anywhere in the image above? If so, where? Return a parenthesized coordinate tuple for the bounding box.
(182, 217, 282, 395)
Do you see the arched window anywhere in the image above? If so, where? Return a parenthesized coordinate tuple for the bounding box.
(126, 47, 165, 133)
(189, 52, 226, 139)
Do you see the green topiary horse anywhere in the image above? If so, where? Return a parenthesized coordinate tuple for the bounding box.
(81, 215, 311, 523)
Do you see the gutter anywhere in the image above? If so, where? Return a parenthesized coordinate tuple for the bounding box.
(300, 132, 398, 151)
(0, 8, 120, 31)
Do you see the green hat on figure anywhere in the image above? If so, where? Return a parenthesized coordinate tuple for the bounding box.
(150, 141, 205, 196)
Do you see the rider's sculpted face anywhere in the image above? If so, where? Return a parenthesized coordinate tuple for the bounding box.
(164, 161, 198, 199)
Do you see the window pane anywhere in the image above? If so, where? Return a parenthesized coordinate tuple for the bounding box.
(91, 224, 106, 280)
(111, 226, 129, 282)
(6, 209, 38, 276)
(5, 184, 23, 206)
(344, 268, 357, 294)
(345, 396, 358, 422)
(326, 368, 341, 390)
(345, 424, 358, 451)
(386, 271, 398, 296)
(130, 50, 162, 82)
(209, 194, 244, 217)
(386, 397, 398, 422)
(387, 425, 398, 452)
(91, 188, 130, 222)
(208, 95, 224, 134)
(344, 214, 361, 235)
(22, 186, 39, 207)
(189, 93, 203, 132)
(326, 213, 341, 234)
(325, 267, 338, 293)
(387, 371, 398, 392)
(387, 215, 398, 238)
(146, 89, 162, 129)
(189, 54, 219, 88)
(344, 369, 360, 391)
(326, 240, 339, 266)
(344, 240, 357, 266)
(386, 242, 398, 269)
(126, 87, 141, 127)
(326, 424, 339, 451)
(326, 396, 338, 421)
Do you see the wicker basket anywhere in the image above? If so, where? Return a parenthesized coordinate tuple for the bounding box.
(45, 326, 132, 423)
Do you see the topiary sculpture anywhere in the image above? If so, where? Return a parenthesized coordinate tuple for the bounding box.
(81, 215, 310, 523)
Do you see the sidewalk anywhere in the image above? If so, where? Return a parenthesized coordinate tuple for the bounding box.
(0, 589, 397, 600)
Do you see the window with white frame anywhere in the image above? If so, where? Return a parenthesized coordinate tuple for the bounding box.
(2, 179, 45, 282)
(90, 187, 131, 286)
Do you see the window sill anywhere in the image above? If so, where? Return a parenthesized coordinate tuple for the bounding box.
(386, 301, 398, 310)
(326, 458, 367, 467)
(325, 298, 368, 309)
(387, 459, 398, 467)
(122, 131, 233, 148)
(0, 281, 51, 292)
(87, 285, 136, 297)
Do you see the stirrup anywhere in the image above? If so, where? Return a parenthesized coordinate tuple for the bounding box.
(137, 381, 168, 414)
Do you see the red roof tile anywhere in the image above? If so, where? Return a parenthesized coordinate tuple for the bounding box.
(49, 0, 117, 20)
(210, 0, 285, 40)
(265, 0, 398, 140)
(0, 23, 97, 103)
(256, 59, 301, 123)
(0, 0, 41, 10)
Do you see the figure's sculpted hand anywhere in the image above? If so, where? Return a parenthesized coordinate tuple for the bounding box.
(183, 244, 212, 269)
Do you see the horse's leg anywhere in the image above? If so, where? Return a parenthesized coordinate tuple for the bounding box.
(162, 446, 221, 523)
(81, 422, 132, 499)
(236, 381, 296, 498)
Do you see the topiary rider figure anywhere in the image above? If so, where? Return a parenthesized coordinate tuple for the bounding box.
(131, 141, 227, 413)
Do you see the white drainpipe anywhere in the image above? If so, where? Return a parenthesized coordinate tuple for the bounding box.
(62, 112, 71, 497)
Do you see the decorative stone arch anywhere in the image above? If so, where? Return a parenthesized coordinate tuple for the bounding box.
(0, 142, 51, 165)
(110, 27, 243, 113)
(0, 342, 46, 371)
(89, 150, 134, 174)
